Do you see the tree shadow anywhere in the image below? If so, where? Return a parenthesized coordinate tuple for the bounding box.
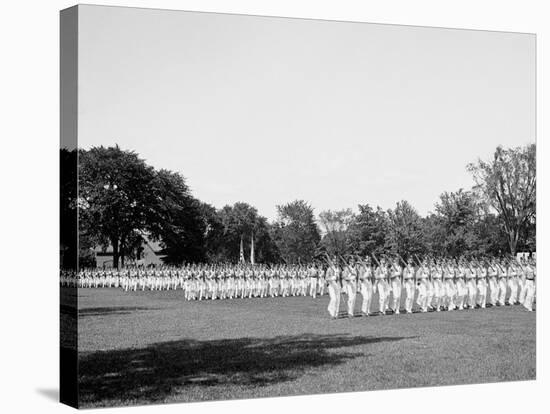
(78, 306, 155, 317)
(79, 333, 410, 405)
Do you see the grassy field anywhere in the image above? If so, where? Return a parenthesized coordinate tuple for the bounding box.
(75, 288, 536, 408)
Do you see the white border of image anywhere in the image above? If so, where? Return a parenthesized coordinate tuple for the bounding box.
(0, 1, 546, 413)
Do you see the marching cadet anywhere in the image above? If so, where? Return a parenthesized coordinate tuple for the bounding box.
(507, 259, 520, 305)
(268, 265, 277, 297)
(326, 257, 342, 319)
(308, 263, 318, 298)
(211, 266, 219, 299)
(416, 260, 430, 313)
(476, 259, 488, 309)
(431, 260, 444, 312)
(522, 257, 536, 311)
(228, 265, 236, 299)
(342, 257, 358, 318)
(184, 267, 192, 300)
(389, 258, 403, 314)
(317, 263, 326, 297)
(464, 259, 477, 309)
(260, 266, 269, 298)
(496, 259, 509, 306)
(235, 265, 244, 298)
(198, 266, 206, 300)
(487, 259, 499, 307)
(375, 257, 390, 315)
(281, 266, 289, 297)
(454, 261, 466, 310)
(443, 260, 456, 311)
(425, 260, 435, 311)
(359, 256, 373, 316)
(517, 258, 528, 305)
(402, 257, 416, 314)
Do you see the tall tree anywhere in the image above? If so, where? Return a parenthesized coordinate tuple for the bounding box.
(272, 200, 320, 263)
(318, 209, 355, 257)
(217, 202, 279, 263)
(347, 204, 388, 257)
(468, 144, 536, 255)
(385, 200, 426, 259)
(78, 145, 159, 268)
(433, 189, 481, 257)
(199, 202, 226, 262)
(149, 169, 207, 264)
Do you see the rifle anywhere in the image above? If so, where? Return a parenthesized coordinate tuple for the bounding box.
(396, 253, 408, 267)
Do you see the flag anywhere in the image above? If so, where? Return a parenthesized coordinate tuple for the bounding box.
(239, 235, 245, 263)
(250, 233, 255, 265)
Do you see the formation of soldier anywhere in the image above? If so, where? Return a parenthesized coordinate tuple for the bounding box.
(324, 254, 536, 318)
(63, 263, 328, 299)
(61, 254, 536, 314)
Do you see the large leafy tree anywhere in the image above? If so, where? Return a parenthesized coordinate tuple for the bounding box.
(318, 209, 354, 258)
(272, 200, 320, 263)
(216, 202, 279, 263)
(468, 144, 536, 255)
(149, 169, 207, 264)
(347, 204, 389, 257)
(79, 146, 160, 268)
(433, 189, 481, 257)
(199, 202, 226, 262)
(385, 200, 426, 259)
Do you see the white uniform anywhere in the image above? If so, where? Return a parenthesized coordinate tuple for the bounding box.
(507, 265, 519, 305)
(431, 266, 444, 311)
(389, 264, 402, 314)
(476, 266, 488, 308)
(403, 265, 416, 313)
(359, 265, 373, 315)
(522, 265, 536, 311)
(465, 267, 477, 308)
(443, 267, 456, 310)
(497, 265, 508, 306)
(375, 266, 390, 314)
(416, 266, 429, 312)
(327, 266, 342, 318)
(487, 266, 498, 306)
(343, 265, 357, 317)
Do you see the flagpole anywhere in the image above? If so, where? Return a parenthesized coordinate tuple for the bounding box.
(239, 235, 245, 263)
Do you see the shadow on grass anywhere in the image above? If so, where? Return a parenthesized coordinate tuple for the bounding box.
(78, 307, 154, 317)
(79, 333, 410, 405)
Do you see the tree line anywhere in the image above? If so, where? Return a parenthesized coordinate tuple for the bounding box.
(63, 143, 535, 268)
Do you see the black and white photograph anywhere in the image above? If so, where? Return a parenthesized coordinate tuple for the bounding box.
(59, 4, 536, 409)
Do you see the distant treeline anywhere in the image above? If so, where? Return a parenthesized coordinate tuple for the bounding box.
(60, 143, 535, 267)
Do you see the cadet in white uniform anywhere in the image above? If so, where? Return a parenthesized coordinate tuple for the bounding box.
(476, 261, 488, 309)
(464, 261, 477, 309)
(496, 260, 508, 306)
(402, 258, 416, 314)
(416, 262, 429, 313)
(343, 258, 358, 317)
(359, 257, 374, 316)
(326, 258, 342, 319)
(375, 258, 390, 315)
(522, 258, 536, 312)
(431, 261, 444, 312)
(389, 259, 402, 314)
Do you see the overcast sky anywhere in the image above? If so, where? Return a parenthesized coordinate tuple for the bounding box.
(78, 5, 535, 221)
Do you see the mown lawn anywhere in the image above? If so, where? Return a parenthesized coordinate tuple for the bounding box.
(76, 288, 535, 408)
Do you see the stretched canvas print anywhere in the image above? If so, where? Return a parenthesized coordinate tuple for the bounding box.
(60, 4, 536, 409)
